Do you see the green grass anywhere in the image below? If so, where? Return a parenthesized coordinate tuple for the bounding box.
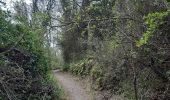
(47, 71, 66, 100)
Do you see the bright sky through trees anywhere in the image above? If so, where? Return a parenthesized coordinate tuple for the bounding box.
(1, 0, 32, 11)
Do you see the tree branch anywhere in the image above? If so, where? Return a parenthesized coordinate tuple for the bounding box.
(50, 17, 144, 28)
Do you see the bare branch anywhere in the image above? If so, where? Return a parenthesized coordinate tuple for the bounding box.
(51, 17, 144, 28)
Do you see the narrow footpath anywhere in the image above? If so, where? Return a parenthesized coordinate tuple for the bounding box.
(53, 70, 92, 100)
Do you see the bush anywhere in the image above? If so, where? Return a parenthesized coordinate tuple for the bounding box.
(0, 9, 62, 99)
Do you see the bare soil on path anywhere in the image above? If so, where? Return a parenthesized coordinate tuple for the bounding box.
(53, 70, 126, 100)
(53, 70, 92, 100)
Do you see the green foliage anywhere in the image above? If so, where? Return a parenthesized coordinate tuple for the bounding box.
(60, 0, 170, 99)
(0, 10, 20, 47)
(19, 29, 49, 75)
(70, 58, 93, 76)
(62, 63, 70, 71)
(90, 64, 103, 79)
(90, 64, 104, 90)
(121, 68, 163, 100)
(46, 71, 65, 99)
(0, 8, 62, 99)
(70, 57, 106, 90)
(136, 11, 169, 47)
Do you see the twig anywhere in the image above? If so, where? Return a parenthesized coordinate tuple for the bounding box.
(0, 80, 17, 100)
(51, 17, 143, 28)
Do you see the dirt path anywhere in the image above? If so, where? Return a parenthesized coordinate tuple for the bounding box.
(53, 70, 92, 100)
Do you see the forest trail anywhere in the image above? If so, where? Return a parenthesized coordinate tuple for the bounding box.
(53, 70, 92, 100)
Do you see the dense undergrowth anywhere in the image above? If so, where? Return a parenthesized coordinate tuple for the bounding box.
(1, 0, 170, 100)
(66, 10, 170, 100)
(0, 6, 62, 100)
(59, 0, 170, 100)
